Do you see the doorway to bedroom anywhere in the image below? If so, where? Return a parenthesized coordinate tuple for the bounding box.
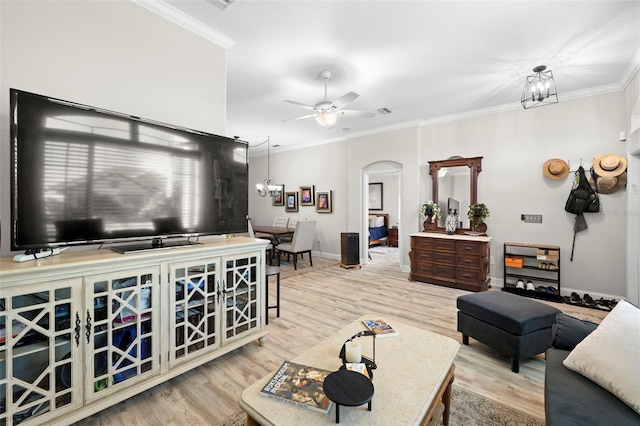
(363, 163, 402, 269)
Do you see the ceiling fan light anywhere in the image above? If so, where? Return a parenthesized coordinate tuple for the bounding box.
(315, 111, 339, 127)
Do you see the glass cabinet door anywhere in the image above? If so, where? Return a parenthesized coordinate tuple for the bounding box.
(84, 268, 160, 401)
(169, 259, 222, 366)
(0, 279, 82, 426)
(223, 252, 261, 343)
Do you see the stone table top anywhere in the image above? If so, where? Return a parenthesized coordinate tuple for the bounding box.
(239, 315, 460, 425)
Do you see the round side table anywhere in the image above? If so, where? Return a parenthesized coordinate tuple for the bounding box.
(322, 370, 374, 424)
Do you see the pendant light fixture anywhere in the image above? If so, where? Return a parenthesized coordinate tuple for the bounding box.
(521, 65, 558, 109)
(255, 137, 282, 197)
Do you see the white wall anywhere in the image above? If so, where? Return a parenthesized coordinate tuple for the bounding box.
(419, 92, 628, 298)
(625, 71, 640, 305)
(251, 91, 632, 300)
(0, 0, 227, 257)
(248, 141, 349, 258)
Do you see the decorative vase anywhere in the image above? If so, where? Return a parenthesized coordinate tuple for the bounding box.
(423, 216, 437, 231)
(473, 222, 488, 233)
(445, 210, 457, 235)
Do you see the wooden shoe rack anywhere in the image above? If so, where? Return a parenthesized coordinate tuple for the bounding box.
(502, 242, 562, 302)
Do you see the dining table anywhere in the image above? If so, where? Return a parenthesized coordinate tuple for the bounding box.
(251, 225, 295, 239)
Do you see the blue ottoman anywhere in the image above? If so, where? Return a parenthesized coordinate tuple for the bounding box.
(457, 291, 561, 373)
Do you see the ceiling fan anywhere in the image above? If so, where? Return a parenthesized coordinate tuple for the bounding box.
(285, 70, 375, 128)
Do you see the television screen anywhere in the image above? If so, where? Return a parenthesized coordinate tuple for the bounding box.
(10, 89, 248, 252)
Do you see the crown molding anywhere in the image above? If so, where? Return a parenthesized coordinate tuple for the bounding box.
(131, 0, 235, 49)
(620, 47, 640, 89)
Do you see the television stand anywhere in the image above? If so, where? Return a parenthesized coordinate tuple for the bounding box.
(111, 239, 200, 254)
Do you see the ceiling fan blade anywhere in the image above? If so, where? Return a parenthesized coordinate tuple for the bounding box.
(340, 110, 376, 118)
(285, 100, 316, 111)
(330, 91, 359, 110)
(284, 113, 317, 122)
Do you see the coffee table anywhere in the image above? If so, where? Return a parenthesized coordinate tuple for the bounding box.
(239, 316, 460, 425)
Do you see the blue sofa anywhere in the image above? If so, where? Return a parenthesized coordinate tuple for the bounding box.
(544, 313, 639, 425)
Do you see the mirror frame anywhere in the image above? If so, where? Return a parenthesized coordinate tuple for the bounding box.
(428, 156, 483, 231)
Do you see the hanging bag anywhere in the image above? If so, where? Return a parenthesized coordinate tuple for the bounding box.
(565, 166, 600, 214)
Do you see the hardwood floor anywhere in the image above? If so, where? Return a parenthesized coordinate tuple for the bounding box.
(76, 252, 607, 425)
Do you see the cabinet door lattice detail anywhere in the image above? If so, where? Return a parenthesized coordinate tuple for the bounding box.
(223, 255, 260, 340)
(171, 260, 221, 363)
(1, 280, 82, 426)
(85, 268, 160, 401)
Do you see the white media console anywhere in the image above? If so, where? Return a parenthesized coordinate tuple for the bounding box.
(0, 237, 269, 425)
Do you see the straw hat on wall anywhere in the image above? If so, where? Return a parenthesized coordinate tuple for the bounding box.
(590, 172, 627, 194)
(592, 154, 627, 177)
(542, 158, 569, 179)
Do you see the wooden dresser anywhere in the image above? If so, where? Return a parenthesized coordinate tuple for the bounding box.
(409, 232, 491, 292)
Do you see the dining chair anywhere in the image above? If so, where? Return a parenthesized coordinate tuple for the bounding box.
(278, 217, 299, 243)
(273, 217, 289, 228)
(276, 220, 316, 270)
(248, 219, 274, 265)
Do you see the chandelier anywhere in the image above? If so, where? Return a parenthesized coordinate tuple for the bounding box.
(521, 65, 558, 109)
(255, 137, 282, 197)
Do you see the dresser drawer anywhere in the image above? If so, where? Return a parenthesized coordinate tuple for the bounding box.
(456, 267, 484, 283)
(411, 249, 433, 262)
(434, 239, 456, 251)
(412, 237, 435, 250)
(433, 251, 456, 265)
(434, 264, 456, 279)
(456, 240, 487, 255)
(412, 261, 433, 276)
(456, 253, 481, 269)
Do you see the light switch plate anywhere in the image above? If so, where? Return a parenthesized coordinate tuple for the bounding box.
(521, 214, 543, 223)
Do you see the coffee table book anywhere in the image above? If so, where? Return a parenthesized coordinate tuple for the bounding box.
(362, 318, 399, 337)
(259, 360, 334, 414)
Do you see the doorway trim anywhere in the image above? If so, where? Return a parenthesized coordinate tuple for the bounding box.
(363, 163, 403, 268)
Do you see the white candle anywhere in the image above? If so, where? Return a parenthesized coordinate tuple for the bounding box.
(345, 341, 362, 363)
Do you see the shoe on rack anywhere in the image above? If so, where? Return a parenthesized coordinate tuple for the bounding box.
(570, 292, 582, 303)
(526, 280, 535, 291)
(538, 263, 547, 269)
(516, 279, 525, 290)
(546, 286, 559, 295)
(536, 286, 547, 293)
(547, 263, 559, 271)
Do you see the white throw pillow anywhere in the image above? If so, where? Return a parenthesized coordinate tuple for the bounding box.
(368, 215, 377, 228)
(563, 299, 640, 414)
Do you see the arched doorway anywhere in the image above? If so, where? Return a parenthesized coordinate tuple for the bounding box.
(363, 162, 402, 268)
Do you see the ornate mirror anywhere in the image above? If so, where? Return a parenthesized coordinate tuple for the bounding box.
(428, 156, 483, 230)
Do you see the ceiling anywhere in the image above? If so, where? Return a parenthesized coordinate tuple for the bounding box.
(157, 0, 640, 155)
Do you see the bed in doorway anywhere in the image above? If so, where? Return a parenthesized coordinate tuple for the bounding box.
(368, 213, 389, 247)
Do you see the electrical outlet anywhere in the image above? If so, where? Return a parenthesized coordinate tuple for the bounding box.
(521, 214, 543, 223)
(490, 256, 494, 265)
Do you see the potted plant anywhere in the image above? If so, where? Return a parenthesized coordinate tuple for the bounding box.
(420, 200, 441, 220)
(467, 203, 490, 232)
(420, 201, 441, 230)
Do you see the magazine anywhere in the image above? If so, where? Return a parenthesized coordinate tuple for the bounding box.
(362, 318, 399, 338)
(260, 361, 333, 414)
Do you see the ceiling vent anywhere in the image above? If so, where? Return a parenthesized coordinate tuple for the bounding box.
(208, 0, 235, 10)
(377, 107, 392, 115)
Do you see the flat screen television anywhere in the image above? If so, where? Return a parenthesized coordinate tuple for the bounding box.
(10, 89, 248, 253)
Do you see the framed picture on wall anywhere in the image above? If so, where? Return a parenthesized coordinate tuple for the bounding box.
(285, 191, 299, 212)
(299, 185, 315, 206)
(369, 182, 383, 210)
(316, 190, 332, 213)
(272, 185, 285, 206)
